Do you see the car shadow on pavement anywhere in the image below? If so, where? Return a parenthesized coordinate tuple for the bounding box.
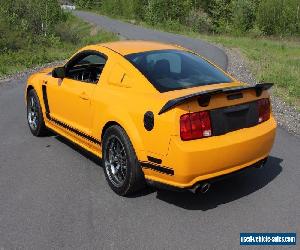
(55, 135, 157, 197)
(55, 135, 103, 166)
(155, 156, 283, 211)
(53, 135, 283, 209)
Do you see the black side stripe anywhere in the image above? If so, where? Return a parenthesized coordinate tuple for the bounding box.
(41, 85, 101, 145)
(147, 156, 162, 164)
(140, 162, 174, 176)
(51, 117, 101, 145)
(42, 85, 51, 120)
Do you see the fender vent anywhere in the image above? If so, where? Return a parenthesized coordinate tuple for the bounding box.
(144, 111, 154, 131)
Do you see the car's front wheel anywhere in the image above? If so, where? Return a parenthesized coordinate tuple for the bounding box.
(102, 125, 146, 196)
(27, 89, 47, 136)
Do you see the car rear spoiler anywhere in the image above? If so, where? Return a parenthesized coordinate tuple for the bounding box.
(158, 83, 273, 115)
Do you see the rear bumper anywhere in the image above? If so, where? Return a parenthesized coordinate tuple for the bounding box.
(143, 116, 276, 189)
(147, 157, 268, 191)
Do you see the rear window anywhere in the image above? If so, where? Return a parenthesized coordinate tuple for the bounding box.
(125, 50, 232, 92)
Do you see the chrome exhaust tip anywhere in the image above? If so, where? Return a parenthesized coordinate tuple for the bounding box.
(190, 184, 201, 194)
(190, 182, 211, 194)
(199, 183, 210, 194)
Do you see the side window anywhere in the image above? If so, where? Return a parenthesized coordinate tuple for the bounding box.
(66, 52, 107, 84)
(76, 54, 106, 66)
(146, 52, 181, 74)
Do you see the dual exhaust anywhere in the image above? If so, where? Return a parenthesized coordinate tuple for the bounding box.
(189, 157, 268, 194)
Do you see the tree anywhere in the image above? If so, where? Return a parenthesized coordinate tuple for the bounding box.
(145, 0, 191, 25)
(208, 0, 232, 32)
(256, 0, 300, 35)
(230, 0, 257, 33)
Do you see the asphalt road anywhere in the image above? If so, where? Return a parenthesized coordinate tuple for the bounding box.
(0, 11, 299, 250)
(74, 11, 228, 70)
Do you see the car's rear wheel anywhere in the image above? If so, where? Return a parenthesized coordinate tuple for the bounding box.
(102, 125, 146, 196)
(27, 89, 47, 136)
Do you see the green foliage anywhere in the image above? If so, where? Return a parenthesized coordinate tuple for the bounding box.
(230, 0, 257, 33)
(0, 0, 117, 77)
(257, 0, 300, 35)
(54, 14, 84, 44)
(0, 17, 27, 52)
(202, 35, 300, 107)
(74, 0, 100, 9)
(186, 8, 213, 33)
(99, 0, 147, 20)
(208, 0, 232, 32)
(81, 0, 300, 36)
(0, 0, 66, 35)
(0, 0, 67, 53)
(145, 0, 191, 25)
(77, 0, 299, 105)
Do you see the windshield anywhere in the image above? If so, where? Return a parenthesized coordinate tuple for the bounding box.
(125, 50, 232, 92)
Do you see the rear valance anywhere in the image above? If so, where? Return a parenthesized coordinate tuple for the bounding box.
(158, 83, 273, 115)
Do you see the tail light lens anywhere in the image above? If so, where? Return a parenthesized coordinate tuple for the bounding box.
(257, 98, 270, 123)
(180, 111, 212, 141)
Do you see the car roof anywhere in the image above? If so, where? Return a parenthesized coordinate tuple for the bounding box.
(97, 40, 186, 55)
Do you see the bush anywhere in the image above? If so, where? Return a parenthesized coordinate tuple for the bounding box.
(145, 0, 190, 25)
(248, 25, 264, 38)
(0, 18, 27, 52)
(99, 0, 144, 19)
(75, 0, 100, 9)
(230, 0, 257, 33)
(186, 8, 213, 33)
(0, 0, 65, 36)
(54, 22, 81, 44)
(256, 0, 300, 35)
(208, 0, 232, 33)
(74, 0, 300, 37)
(100, 0, 117, 16)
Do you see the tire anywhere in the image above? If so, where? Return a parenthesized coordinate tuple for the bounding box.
(102, 125, 146, 196)
(27, 89, 47, 136)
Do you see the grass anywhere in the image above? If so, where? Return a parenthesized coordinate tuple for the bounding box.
(157, 24, 300, 108)
(90, 10, 300, 108)
(3, 9, 299, 109)
(140, 20, 300, 107)
(199, 35, 300, 108)
(0, 15, 118, 77)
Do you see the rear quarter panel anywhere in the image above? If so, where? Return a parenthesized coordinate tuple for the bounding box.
(90, 51, 184, 160)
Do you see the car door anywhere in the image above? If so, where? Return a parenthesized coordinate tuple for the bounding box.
(46, 50, 107, 136)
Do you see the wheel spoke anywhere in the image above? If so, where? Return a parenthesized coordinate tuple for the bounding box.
(105, 136, 128, 187)
(31, 97, 34, 108)
(27, 95, 39, 131)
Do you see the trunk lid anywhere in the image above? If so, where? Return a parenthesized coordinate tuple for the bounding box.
(209, 101, 259, 136)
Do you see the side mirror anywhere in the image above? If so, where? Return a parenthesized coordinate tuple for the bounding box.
(52, 67, 66, 78)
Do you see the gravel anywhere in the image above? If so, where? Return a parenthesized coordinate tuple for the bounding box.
(225, 47, 300, 137)
(0, 61, 64, 84)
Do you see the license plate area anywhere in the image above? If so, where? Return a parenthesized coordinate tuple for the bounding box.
(210, 101, 259, 136)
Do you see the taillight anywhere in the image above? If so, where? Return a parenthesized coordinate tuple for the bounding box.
(180, 111, 212, 141)
(257, 98, 270, 123)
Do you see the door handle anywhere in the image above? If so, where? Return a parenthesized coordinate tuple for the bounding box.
(79, 92, 89, 101)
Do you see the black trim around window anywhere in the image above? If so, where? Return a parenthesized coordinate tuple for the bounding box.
(64, 50, 108, 84)
(125, 49, 233, 93)
(65, 50, 108, 70)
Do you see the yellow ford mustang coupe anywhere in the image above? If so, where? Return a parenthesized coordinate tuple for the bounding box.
(25, 41, 276, 196)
